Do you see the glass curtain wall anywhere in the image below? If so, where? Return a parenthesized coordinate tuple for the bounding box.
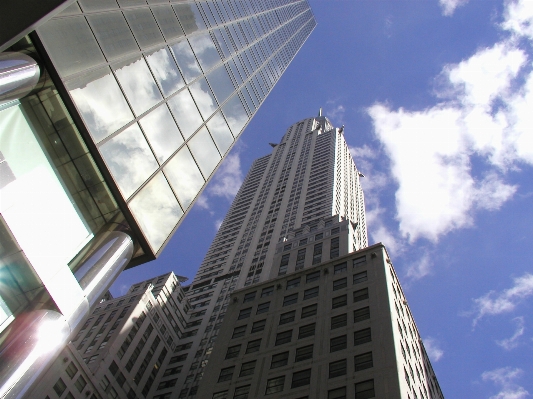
(36, 0, 316, 255)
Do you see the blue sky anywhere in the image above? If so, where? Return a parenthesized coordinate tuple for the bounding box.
(112, 0, 533, 397)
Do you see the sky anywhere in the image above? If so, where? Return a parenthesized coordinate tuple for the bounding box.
(111, 0, 533, 397)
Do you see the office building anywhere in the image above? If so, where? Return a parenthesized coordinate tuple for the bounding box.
(196, 237, 445, 398)
(0, 1, 316, 397)
(29, 272, 191, 399)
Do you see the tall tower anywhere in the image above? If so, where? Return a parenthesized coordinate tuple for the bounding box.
(178, 115, 368, 395)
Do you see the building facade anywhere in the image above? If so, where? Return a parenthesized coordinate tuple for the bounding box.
(0, 1, 315, 397)
(196, 238, 445, 399)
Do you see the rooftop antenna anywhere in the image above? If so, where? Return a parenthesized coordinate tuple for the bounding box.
(318, 107, 322, 117)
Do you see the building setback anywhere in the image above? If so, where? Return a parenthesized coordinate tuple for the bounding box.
(0, 1, 315, 396)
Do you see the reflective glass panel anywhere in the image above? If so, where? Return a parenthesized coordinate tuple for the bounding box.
(99, 123, 158, 199)
(145, 47, 185, 97)
(170, 40, 202, 83)
(207, 65, 235, 104)
(222, 95, 248, 135)
(189, 78, 217, 120)
(240, 87, 255, 115)
(139, 104, 183, 164)
(151, 5, 185, 41)
(87, 12, 139, 61)
(188, 126, 221, 178)
(188, 33, 221, 72)
(78, 0, 118, 12)
(129, 172, 183, 252)
(173, 3, 206, 35)
(113, 56, 162, 116)
(117, 0, 146, 6)
(164, 146, 204, 209)
(37, 16, 106, 77)
(206, 112, 234, 155)
(67, 67, 133, 143)
(123, 8, 164, 49)
(167, 89, 203, 139)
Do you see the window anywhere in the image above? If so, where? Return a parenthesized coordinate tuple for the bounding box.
(53, 378, 67, 396)
(243, 292, 256, 303)
(354, 307, 370, 323)
(295, 345, 313, 362)
(218, 366, 235, 382)
(271, 352, 289, 368)
(354, 380, 375, 398)
(291, 369, 311, 388)
(286, 277, 300, 289)
(330, 237, 340, 258)
(355, 352, 373, 371)
(261, 286, 274, 297)
(280, 311, 296, 325)
(232, 325, 247, 339)
(328, 387, 346, 399)
(354, 328, 372, 345)
(334, 262, 347, 274)
(283, 244, 292, 251)
(251, 319, 266, 333)
(66, 362, 78, 379)
(256, 302, 270, 314)
(275, 330, 292, 346)
(213, 391, 228, 399)
(298, 323, 315, 339)
(353, 255, 366, 267)
(279, 254, 290, 275)
(306, 271, 320, 283)
(331, 314, 347, 329)
(329, 359, 347, 378)
(169, 354, 187, 364)
(332, 295, 347, 309)
(265, 376, 285, 395)
(74, 375, 87, 392)
(100, 376, 110, 391)
(353, 288, 369, 302)
(163, 366, 182, 377)
(333, 278, 347, 291)
(283, 293, 298, 306)
(238, 308, 252, 320)
(239, 360, 256, 377)
(330, 335, 347, 352)
(225, 345, 241, 359)
(353, 271, 368, 284)
(295, 248, 306, 270)
(245, 339, 261, 354)
(303, 287, 319, 300)
(299, 238, 308, 246)
(233, 385, 250, 399)
(312, 243, 322, 265)
(301, 304, 317, 318)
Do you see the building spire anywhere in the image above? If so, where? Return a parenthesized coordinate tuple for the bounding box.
(318, 107, 322, 117)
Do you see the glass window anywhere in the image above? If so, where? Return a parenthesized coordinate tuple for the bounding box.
(239, 360, 256, 377)
(303, 287, 318, 300)
(354, 307, 370, 323)
(87, 12, 139, 60)
(207, 112, 234, 155)
(163, 145, 204, 209)
(218, 366, 234, 382)
(245, 339, 261, 353)
(243, 292, 256, 303)
(67, 67, 133, 143)
(221, 95, 248, 135)
(261, 286, 274, 297)
(330, 335, 347, 352)
(251, 319, 265, 333)
(173, 3, 206, 35)
(283, 293, 298, 307)
(298, 323, 315, 339)
(306, 271, 320, 283)
(279, 311, 295, 325)
(170, 40, 202, 83)
(354, 352, 373, 371)
(189, 33, 221, 72)
(53, 378, 67, 396)
(270, 352, 289, 369)
(99, 123, 158, 198)
(37, 16, 106, 77)
(291, 369, 311, 388)
(188, 127, 221, 178)
(354, 328, 372, 346)
(207, 65, 235, 104)
(145, 47, 185, 97)
(328, 387, 347, 399)
(301, 304, 317, 318)
(189, 77, 218, 119)
(333, 278, 347, 291)
(167, 89, 203, 139)
(353, 255, 367, 267)
(152, 5, 184, 40)
(232, 325, 246, 339)
(332, 295, 347, 309)
(123, 8, 164, 49)
(353, 271, 368, 285)
(129, 172, 183, 252)
(265, 376, 284, 395)
(256, 302, 270, 314)
(275, 330, 292, 346)
(113, 56, 162, 116)
(237, 308, 252, 320)
(286, 278, 300, 290)
(139, 104, 183, 164)
(354, 380, 375, 399)
(78, 0, 118, 12)
(331, 314, 347, 330)
(329, 359, 347, 378)
(225, 345, 240, 359)
(334, 262, 347, 274)
(295, 345, 313, 362)
(353, 288, 369, 303)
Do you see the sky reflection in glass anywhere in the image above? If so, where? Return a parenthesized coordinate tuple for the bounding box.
(145, 47, 185, 97)
(167, 89, 203, 139)
(188, 126, 221, 178)
(164, 146, 205, 209)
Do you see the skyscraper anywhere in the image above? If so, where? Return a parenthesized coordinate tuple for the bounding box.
(174, 114, 368, 394)
(0, 2, 315, 397)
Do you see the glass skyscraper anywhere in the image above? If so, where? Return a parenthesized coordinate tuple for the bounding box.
(0, 1, 315, 397)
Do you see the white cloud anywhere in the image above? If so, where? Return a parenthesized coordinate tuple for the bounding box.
(367, 0, 533, 244)
(497, 317, 525, 350)
(326, 101, 346, 124)
(423, 337, 444, 362)
(208, 153, 244, 200)
(406, 252, 433, 280)
(439, 0, 469, 16)
(215, 219, 223, 230)
(482, 367, 530, 399)
(194, 195, 210, 211)
(472, 273, 533, 325)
